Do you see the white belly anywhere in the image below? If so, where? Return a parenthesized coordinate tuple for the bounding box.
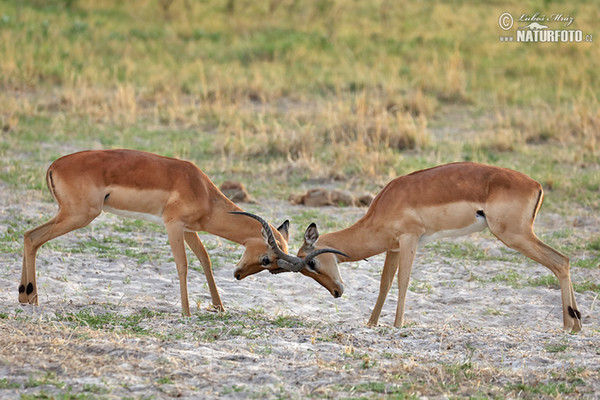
(418, 213, 488, 247)
(102, 205, 164, 225)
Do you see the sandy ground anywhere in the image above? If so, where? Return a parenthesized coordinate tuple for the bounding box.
(0, 194, 599, 399)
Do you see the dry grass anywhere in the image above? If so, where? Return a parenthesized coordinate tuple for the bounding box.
(1, 0, 599, 180)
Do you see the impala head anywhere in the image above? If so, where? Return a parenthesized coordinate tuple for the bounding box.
(296, 223, 345, 298)
(231, 212, 347, 298)
(232, 212, 291, 280)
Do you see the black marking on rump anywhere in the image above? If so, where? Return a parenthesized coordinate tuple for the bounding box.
(476, 210, 485, 217)
(568, 306, 582, 320)
(533, 189, 543, 220)
(47, 170, 58, 202)
(18, 284, 25, 293)
(26, 283, 34, 295)
(48, 170, 55, 191)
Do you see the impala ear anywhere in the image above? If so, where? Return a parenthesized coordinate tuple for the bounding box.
(277, 220, 290, 242)
(304, 223, 319, 246)
(261, 227, 270, 245)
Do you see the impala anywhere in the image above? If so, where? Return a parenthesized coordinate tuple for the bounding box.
(293, 162, 582, 332)
(19, 149, 337, 316)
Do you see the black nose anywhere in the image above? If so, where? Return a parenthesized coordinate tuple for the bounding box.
(235, 273, 241, 280)
(333, 290, 341, 298)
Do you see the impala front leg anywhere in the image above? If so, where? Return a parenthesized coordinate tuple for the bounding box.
(184, 232, 224, 311)
(367, 251, 400, 327)
(166, 223, 191, 317)
(393, 234, 419, 328)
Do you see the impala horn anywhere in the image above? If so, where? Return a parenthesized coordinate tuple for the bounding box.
(229, 211, 348, 272)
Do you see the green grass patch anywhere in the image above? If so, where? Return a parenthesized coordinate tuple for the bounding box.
(489, 269, 524, 288)
(588, 237, 600, 251)
(573, 279, 600, 294)
(574, 257, 600, 269)
(528, 275, 559, 289)
(0, 377, 21, 389)
(338, 381, 415, 398)
(43, 231, 162, 265)
(545, 341, 569, 353)
(56, 307, 162, 334)
(221, 384, 247, 395)
(427, 241, 516, 263)
(198, 326, 251, 342)
(194, 311, 233, 323)
(408, 279, 433, 294)
(23, 372, 65, 390)
(156, 376, 173, 385)
(506, 381, 576, 397)
(272, 315, 307, 328)
(529, 275, 600, 294)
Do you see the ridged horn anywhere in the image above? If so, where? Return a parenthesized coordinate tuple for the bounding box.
(229, 211, 303, 269)
(230, 211, 349, 272)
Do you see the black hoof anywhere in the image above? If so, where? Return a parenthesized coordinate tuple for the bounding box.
(568, 306, 582, 320)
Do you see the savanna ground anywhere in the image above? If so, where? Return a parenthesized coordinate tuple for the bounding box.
(0, 0, 599, 398)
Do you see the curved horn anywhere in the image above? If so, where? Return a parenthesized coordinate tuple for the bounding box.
(293, 248, 350, 271)
(304, 248, 349, 262)
(276, 247, 350, 272)
(229, 211, 304, 268)
(230, 212, 349, 273)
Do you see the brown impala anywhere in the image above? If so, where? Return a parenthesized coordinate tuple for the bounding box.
(257, 163, 581, 332)
(19, 149, 342, 315)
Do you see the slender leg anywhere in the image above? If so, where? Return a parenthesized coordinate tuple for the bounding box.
(21, 210, 99, 305)
(488, 223, 581, 332)
(517, 238, 580, 332)
(184, 232, 224, 311)
(166, 223, 191, 317)
(367, 250, 400, 326)
(393, 234, 419, 327)
(20, 253, 30, 304)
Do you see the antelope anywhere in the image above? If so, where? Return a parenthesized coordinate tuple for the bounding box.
(19, 149, 341, 316)
(292, 162, 582, 332)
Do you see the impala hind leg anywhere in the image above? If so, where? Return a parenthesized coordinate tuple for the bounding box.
(184, 232, 224, 311)
(488, 222, 581, 332)
(367, 251, 400, 327)
(20, 209, 100, 305)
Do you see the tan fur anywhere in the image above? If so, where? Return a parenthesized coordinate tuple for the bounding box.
(295, 162, 582, 333)
(20, 149, 289, 316)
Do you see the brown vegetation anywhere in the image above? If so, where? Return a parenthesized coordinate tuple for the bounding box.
(219, 180, 255, 203)
(289, 188, 374, 207)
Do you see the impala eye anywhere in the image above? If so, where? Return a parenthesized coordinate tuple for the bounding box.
(261, 256, 271, 266)
(307, 259, 317, 270)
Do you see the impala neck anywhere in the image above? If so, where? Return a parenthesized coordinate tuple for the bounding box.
(201, 191, 263, 246)
(318, 219, 390, 263)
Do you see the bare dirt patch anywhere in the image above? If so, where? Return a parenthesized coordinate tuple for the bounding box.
(1, 196, 599, 399)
